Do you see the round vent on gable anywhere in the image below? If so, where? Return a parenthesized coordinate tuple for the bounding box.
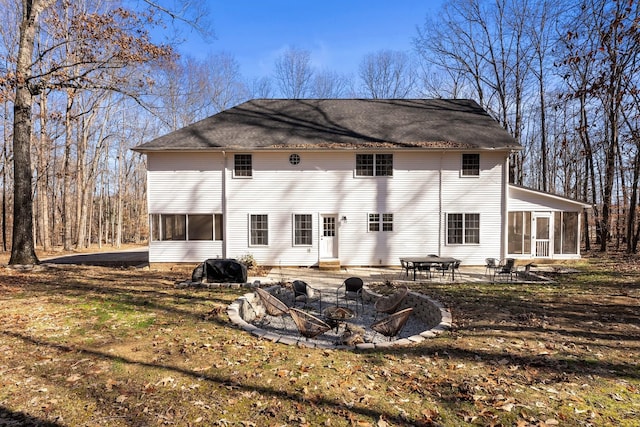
(289, 153, 301, 165)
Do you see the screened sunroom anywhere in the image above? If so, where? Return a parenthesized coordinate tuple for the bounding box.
(507, 186, 590, 260)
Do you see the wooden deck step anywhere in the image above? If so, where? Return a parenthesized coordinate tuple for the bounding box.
(318, 258, 340, 270)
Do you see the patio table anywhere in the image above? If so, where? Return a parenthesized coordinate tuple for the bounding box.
(400, 256, 460, 281)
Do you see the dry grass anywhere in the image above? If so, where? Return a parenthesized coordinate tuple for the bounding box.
(0, 249, 639, 426)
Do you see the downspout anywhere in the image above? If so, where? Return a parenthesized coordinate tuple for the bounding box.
(222, 151, 227, 259)
(438, 151, 443, 256)
(502, 153, 510, 260)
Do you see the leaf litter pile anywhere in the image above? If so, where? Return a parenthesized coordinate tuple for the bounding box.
(1, 255, 639, 426)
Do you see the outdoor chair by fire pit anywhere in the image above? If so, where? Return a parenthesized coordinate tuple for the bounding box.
(292, 280, 323, 311)
(255, 287, 289, 327)
(289, 308, 331, 340)
(370, 307, 414, 341)
(336, 277, 364, 314)
(373, 285, 408, 320)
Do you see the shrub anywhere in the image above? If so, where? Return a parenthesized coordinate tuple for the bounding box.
(237, 253, 256, 269)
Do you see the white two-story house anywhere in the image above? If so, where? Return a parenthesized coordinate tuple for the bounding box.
(133, 99, 589, 267)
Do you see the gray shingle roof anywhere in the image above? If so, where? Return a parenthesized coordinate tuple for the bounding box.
(133, 99, 521, 152)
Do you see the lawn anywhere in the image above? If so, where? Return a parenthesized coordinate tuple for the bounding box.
(1, 252, 639, 426)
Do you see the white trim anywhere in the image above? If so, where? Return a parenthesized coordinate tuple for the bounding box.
(509, 185, 591, 209)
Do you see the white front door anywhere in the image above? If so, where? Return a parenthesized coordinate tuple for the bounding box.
(532, 213, 551, 257)
(320, 214, 338, 258)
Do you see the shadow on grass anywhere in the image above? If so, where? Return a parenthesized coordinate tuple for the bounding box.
(43, 251, 149, 268)
(3, 330, 426, 426)
(0, 406, 63, 426)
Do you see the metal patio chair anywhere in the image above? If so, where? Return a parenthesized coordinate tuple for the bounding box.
(255, 287, 289, 327)
(370, 307, 414, 341)
(485, 258, 498, 278)
(336, 277, 364, 314)
(289, 308, 331, 340)
(495, 258, 516, 282)
(374, 284, 408, 320)
(292, 280, 323, 311)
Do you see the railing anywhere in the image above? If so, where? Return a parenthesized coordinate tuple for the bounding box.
(536, 240, 550, 257)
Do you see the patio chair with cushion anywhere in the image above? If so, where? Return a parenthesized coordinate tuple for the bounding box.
(255, 287, 289, 327)
(374, 284, 409, 320)
(336, 277, 364, 314)
(289, 308, 331, 340)
(292, 280, 323, 311)
(370, 307, 414, 341)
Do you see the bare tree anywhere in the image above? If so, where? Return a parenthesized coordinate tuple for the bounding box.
(358, 50, 416, 99)
(273, 46, 314, 98)
(310, 70, 351, 98)
(8, 0, 52, 264)
(248, 76, 273, 99)
(2, 0, 194, 264)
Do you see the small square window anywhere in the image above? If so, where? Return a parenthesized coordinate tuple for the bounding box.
(462, 154, 480, 176)
(368, 213, 393, 232)
(356, 154, 374, 176)
(234, 154, 252, 177)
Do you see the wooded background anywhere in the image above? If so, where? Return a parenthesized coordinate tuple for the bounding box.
(1, 0, 639, 258)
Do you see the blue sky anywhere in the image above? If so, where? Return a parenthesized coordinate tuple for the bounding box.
(180, 0, 444, 79)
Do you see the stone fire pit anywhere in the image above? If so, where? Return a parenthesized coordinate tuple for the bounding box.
(227, 284, 451, 349)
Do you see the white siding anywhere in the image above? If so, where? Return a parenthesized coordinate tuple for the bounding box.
(224, 151, 505, 266)
(145, 150, 512, 266)
(147, 152, 225, 262)
(439, 152, 505, 264)
(508, 186, 586, 212)
(149, 241, 224, 263)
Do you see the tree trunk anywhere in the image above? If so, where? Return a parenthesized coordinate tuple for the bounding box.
(37, 92, 51, 251)
(62, 89, 74, 251)
(2, 100, 9, 252)
(9, 0, 47, 265)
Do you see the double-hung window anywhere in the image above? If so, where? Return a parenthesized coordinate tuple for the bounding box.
(234, 154, 252, 177)
(447, 213, 480, 244)
(356, 154, 393, 176)
(250, 214, 268, 246)
(461, 153, 480, 176)
(293, 214, 313, 245)
(368, 213, 393, 232)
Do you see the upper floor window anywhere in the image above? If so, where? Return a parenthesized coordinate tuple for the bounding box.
(368, 213, 393, 232)
(356, 154, 393, 176)
(234, 154, 252, 177)
(462, 153, 480, 176)
(447, 213, 480, 244)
